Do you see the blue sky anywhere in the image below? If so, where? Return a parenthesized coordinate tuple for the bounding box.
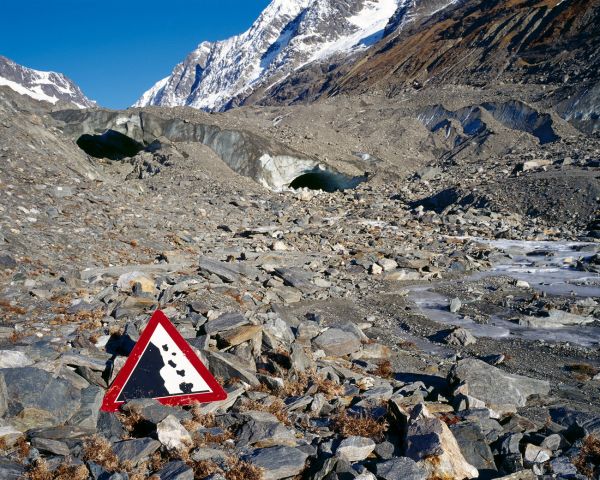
(1, 0, 270, 109)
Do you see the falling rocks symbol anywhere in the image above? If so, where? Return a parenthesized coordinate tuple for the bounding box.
(101, 310, 227, 412)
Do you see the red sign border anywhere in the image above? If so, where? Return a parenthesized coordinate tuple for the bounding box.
(101, 310, 227, 412)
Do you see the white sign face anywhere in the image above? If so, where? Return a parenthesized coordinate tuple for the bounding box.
(117, 323, 211, 402)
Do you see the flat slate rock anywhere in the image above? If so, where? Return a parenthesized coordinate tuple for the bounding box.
(155, 460, 194, 480)
(204, 312, 250, 335)
(375, 457, 427, 480)
(244, 445, 309, 480)
(113, 437, 161, 465)
(0, 367, 81, 423)
(450, 358, 550, 412)
(0, 460, 25, 480)
(312, 328, 362, 356)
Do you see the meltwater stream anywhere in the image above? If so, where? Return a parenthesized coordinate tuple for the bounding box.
(408, 238, 600, 347)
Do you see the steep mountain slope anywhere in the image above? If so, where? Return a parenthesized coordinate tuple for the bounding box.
(0, 55, 95, 108)
(258, 0, 599, 132)
(135, 0, 403, 111)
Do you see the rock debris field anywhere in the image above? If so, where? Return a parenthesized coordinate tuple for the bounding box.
(0, 86, 599, 479)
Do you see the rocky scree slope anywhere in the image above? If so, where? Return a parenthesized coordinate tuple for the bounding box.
(0, 55, 95, 109)
(0, 82, 600, 480)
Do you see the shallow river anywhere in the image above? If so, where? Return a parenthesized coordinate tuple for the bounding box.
(407, 239, 600, 348)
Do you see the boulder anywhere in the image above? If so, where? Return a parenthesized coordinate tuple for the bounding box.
(0, 367, 81, 424)
(155, 460, 194, 480)
(405, 404, 479, 479)
(443, 327, 476, 346)
(113, 437, 161, 465)
(335, 436, 376, 462)
(312, 328, 362, 356)
(449, 359, 550, 414)
(244, 445, 309, 480)
(157, 415, 192, 450)
(375, 457, 427, 480)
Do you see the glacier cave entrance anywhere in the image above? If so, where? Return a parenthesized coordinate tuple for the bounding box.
(77, 130, 145, 160)
(289, 170, 367, 192)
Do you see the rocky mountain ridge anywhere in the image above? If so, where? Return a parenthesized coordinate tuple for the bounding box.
(135, 0, 459, 111)
(0, 55, 95, 109)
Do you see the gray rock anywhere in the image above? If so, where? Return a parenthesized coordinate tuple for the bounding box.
(0, 367, 81, 424)
(155, 460, 194, 480)
(122, 398, 191, 425)
(244, 445, 309, 480)
(205, 351, 259, 387)
(0, 255, 17, 269)
(335, 436, 376, 462)
(0, 350, 33, 368)
(0, 374, 7, 417)
(30, 437, 70, 456)
(0, 460, 25, 480)
(523, 444, 551, 466)
(443, 327, 476, 346)
(450, 422, 497, 472)
(157, 415, 192, 450)
(375, 457, 427, 480)
(312, 328, 362, 356)
(237, 411, 296, 448)
(450, 297, 462, 313)
(405, 404, 478, 479)
(273, 267, 316, 293)
(67, 384, 103, 429)
(204, 312, 249, 335)
(199, 257, 246, 283)
(113, 437, 161, 465)
(450, 359, 550, 414)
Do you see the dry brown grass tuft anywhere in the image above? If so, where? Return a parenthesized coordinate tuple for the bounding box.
(193, 429, 235, 448)
(226, 457, 263, 480)
(567, 363, 600, 381)
(0, 299, 27, 315)
(191, 458, 263, 480)
(149, 451, 167, 472)
(312, 375, 345, 400)
(16, 436, 30, 460)
(182, 406, 217, 432)
(280, 372, 310, 397)
(82, 435, 119, 472)
(573, 435, 600, 478)
(240, 398, 291, 426)
(26, 460, 89, 480)
(117, 404, 144, 435)
(0, 437, 8, 453)
(192, 460, 222, 478)
(373, 360, 394, 379)
(332, 409, 388, 441)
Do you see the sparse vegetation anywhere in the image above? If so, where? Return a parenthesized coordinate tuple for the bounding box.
(82, 435, 119, 472)
(373, 359, 394, 379)
(573, 435, 600, 478)
(332, 409, 388, 441)
(26, 459, 89, 480)
(240, 397, 291, 425)
(567, 363, 600, 381)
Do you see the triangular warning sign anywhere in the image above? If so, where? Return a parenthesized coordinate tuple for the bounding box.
(102, 310, 227, 412)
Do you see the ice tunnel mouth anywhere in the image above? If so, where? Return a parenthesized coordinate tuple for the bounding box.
(77, 130, 145, 160)
(289, 169, 367, 192)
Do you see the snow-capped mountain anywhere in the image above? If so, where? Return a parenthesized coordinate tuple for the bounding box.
(0, 56, 95, 108)
(135, 0, 402, 111)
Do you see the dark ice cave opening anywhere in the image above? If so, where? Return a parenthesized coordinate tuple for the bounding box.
(77, 130, 145, 160)
(289, 169, 367, 192)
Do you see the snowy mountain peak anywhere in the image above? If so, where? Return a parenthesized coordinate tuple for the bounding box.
(0, 56, 95, 109)
(135, 0, 401, 111)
